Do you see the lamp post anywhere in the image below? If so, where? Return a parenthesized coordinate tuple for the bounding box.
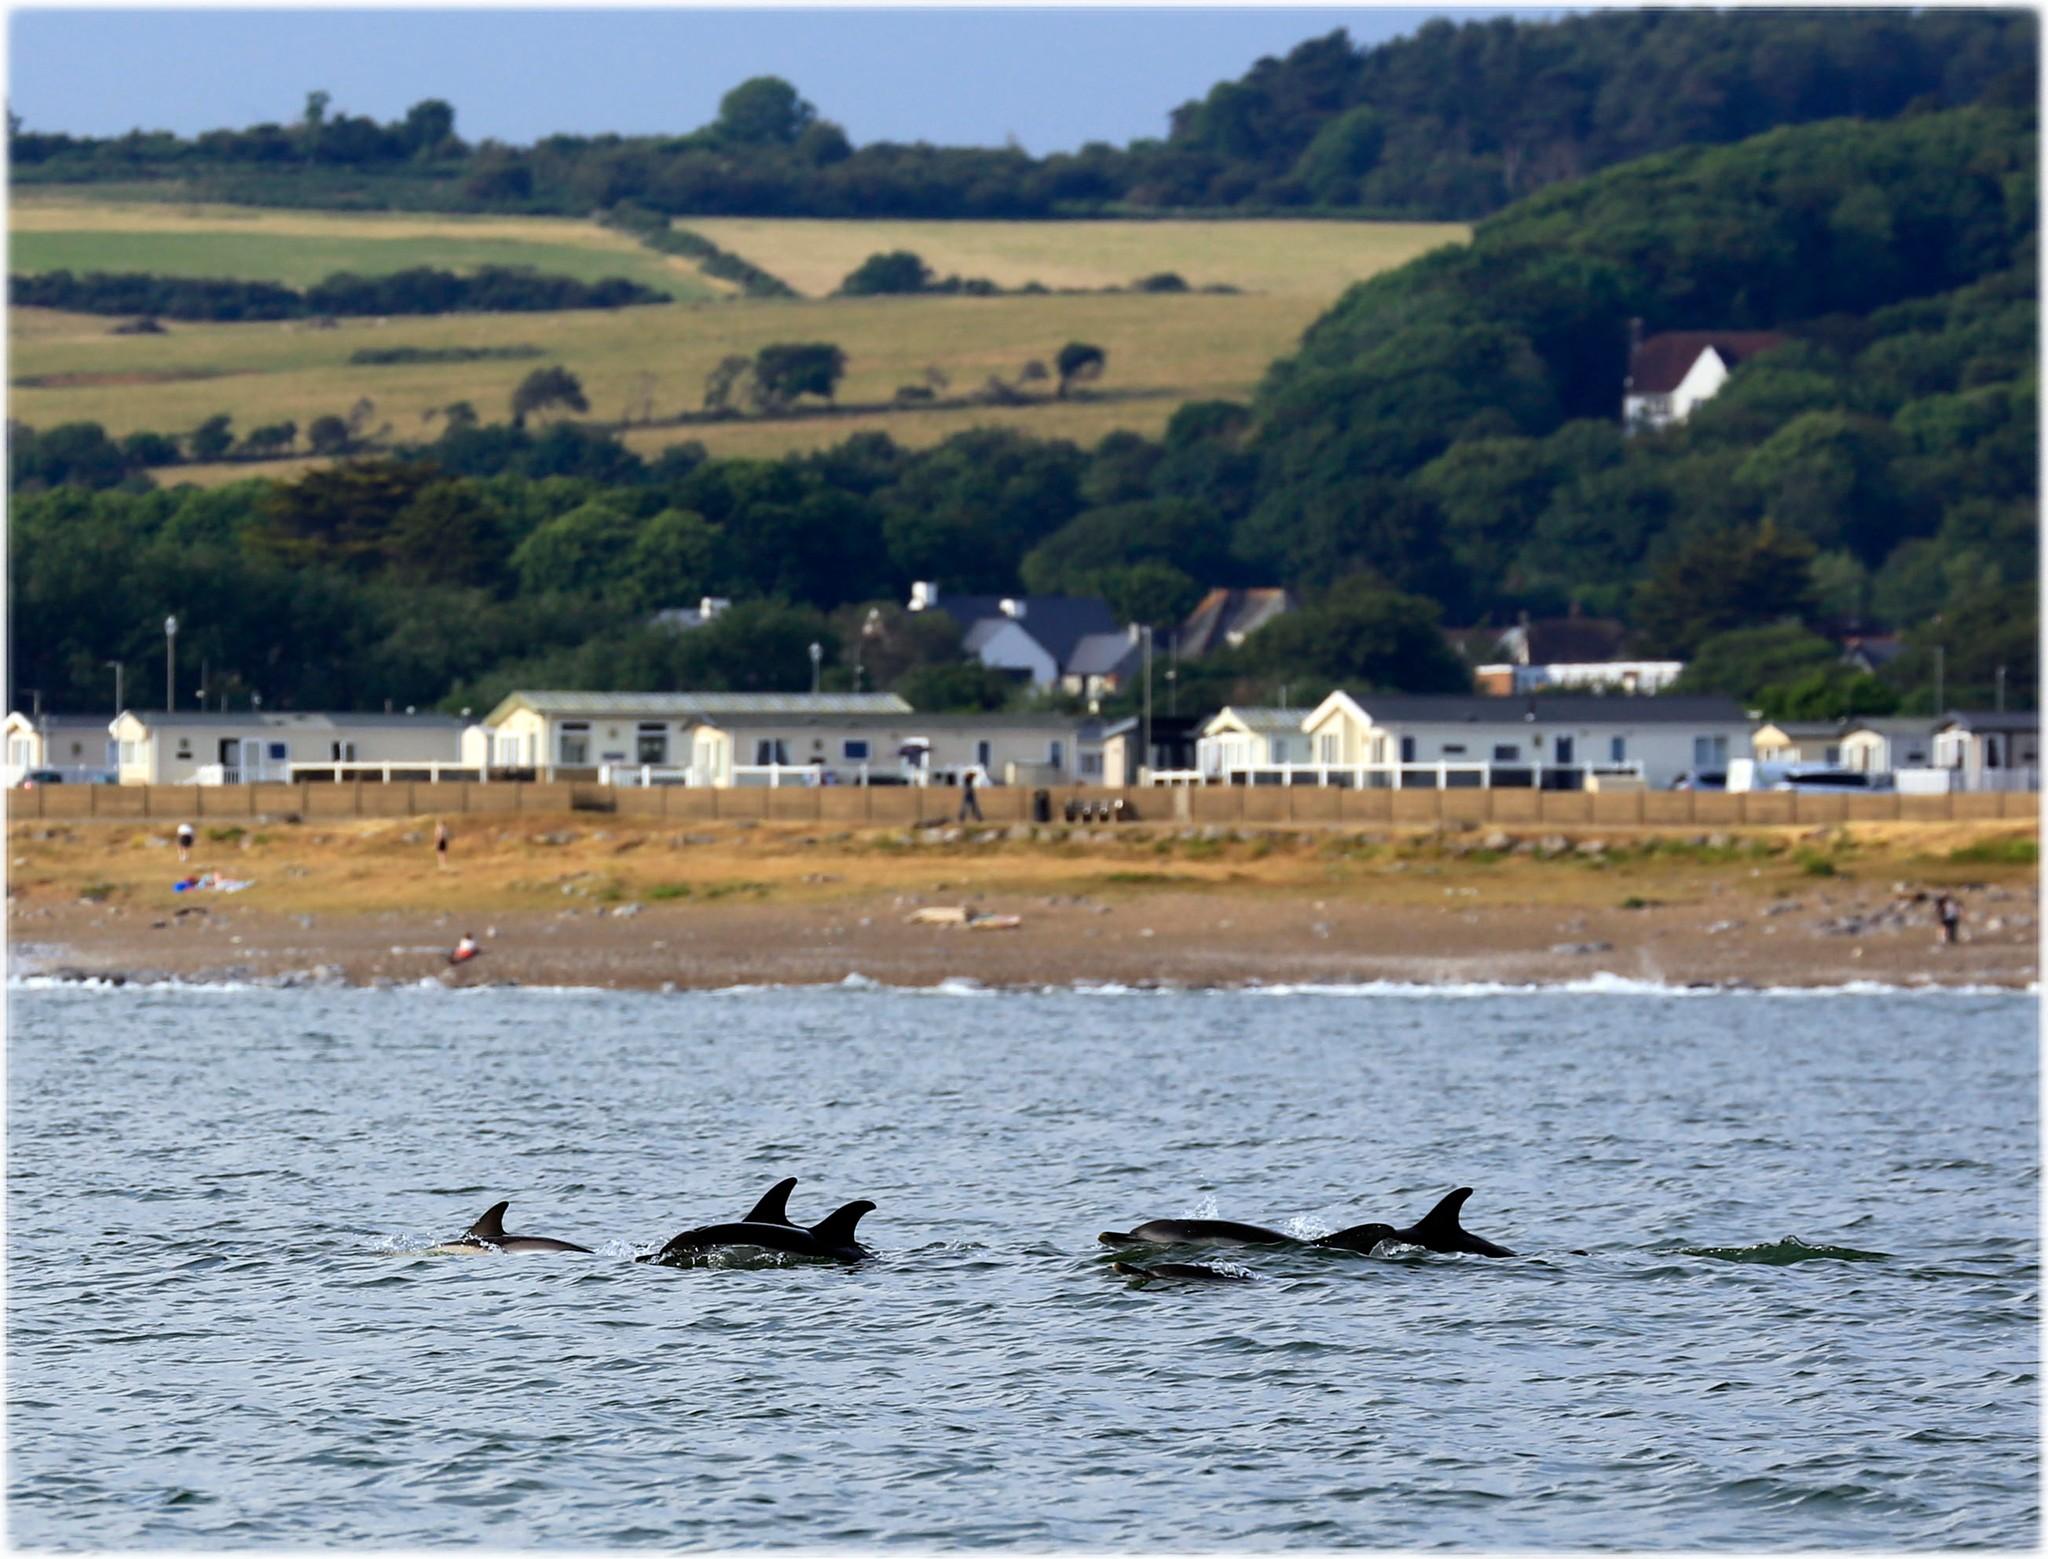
(106, 660, 123, 717)
(1141, 625, 1154, 781)
(164, 616, 178, 712)
(809, 641, 823, 695)
(853, 607, 882, 693)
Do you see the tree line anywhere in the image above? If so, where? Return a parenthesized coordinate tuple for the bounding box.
(10, 264, 669, 321)
(10, 11, 2032, 221)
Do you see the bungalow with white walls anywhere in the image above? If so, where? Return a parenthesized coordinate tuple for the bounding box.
(1300, 692, 1753, 789)
(479, 691, 912, 780)
(680, 710, 1100, 787)
(108, 710, 469, 784)
(1838, 718, 1938, 775)
(1752, 720, 1851, 768)
(1195, 707, 1310, 780)
(3, 712, 118, 786)
(1930, 710, 2039, 789)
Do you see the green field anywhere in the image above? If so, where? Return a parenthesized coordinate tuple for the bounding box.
(8, 197, 711, 296)
(8, 201, 1467, 467)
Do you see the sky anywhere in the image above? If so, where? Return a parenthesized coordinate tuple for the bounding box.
(7, 5, 1553, 155)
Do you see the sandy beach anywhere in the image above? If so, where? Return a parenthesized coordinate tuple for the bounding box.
(7, 811, 2036, 992)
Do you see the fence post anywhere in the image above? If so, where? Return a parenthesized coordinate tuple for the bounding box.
(141, 785, 150, 818)
(406, 782, 417, 817)
(87, 783, 96, 818)
(195, 786, 206, 819)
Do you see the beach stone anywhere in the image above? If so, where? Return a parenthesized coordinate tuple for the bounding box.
(1482, 831, 1512, 852)
(1763, 899, 1803, 916)
(1705, 832, 1734, 850)
(1537, 835, 1571, 857)
(613, 903, 642, 918)
(1575, 838, 1608, 857)
(1549, 941, 1613, 955)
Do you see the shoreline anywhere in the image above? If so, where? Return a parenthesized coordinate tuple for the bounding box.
(8, 813, 2037, 995)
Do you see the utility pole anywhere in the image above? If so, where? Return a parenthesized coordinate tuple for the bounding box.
(107, 661, 123, 717)
(164, 616, 178, 712)
(808, 641, 823, 695)
(1141, 625, 1154, 781)
(1933, 644, 1944, 717)
(1996, 663, 2006, 712)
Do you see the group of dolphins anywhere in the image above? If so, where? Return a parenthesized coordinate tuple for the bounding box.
(427, 1178, 1517, 1279)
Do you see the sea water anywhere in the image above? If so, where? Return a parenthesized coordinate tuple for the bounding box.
(5, 982, 2038, 1548)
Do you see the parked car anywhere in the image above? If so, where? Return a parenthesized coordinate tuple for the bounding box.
(15, 769, 66, 788)
(1671, 769, 1727, 791)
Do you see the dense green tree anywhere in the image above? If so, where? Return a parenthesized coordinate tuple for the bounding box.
(1634, 521, 1820, 656)
(1055, 341, 1106, 398)
(510, 365, 589, 424)
(838, 251, 932, 295)
(508, 496, 640, 595)
(1234, 574, 1471, 692)
(750, 343, 846, 410)
(715, 77, 816, 147)
(189, 414, 234, 462)
(894, 660, 1019, 713)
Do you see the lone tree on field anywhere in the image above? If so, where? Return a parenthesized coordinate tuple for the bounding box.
(750, 342, 846, 412)
(1056, 341, 1106, 399)
(510, 365, 589, 426)
(838, 250, 932, 296)
(703, 353, 753, 413)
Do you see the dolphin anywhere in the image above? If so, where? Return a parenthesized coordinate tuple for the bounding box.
(638, 1199, 875, 1267)
(1097, 1188, 1514, 1259)
(740, 1176, 799, 1226)
(1114, 1260, 1255, 1285)
(1098, 1217, 1394, 1252)
(431, 1200, 592, 1255)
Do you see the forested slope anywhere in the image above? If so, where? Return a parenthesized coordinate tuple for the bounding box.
(10, 10, 2033, 221)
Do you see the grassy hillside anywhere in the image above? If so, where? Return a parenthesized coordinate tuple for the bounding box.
(8, 205, 1464, 462)
(9, 195, 711, 296)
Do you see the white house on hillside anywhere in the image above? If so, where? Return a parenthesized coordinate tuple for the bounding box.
(1624, 326, 1788, 431)
(910, 582, 1126, 692)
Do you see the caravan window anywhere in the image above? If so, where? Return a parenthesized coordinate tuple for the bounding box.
(559, 722, 591, 765)
(843, 739, 870, 761)
(268, 742, 288, 761)
(636, 723, 668, 764)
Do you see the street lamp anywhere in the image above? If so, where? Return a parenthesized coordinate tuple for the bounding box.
(106, 660, 123, 716)
(164, 616, 178, 712)
(809, 640, 823, 695)
(853, 607, 882, 693)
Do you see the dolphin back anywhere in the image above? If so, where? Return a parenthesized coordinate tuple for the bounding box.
(807, 1199, 875, 1257)
(1399, 1188, 1516, 1257)
(465, 1201, 511, 1243)
(1315, 1220, 1399, 1254)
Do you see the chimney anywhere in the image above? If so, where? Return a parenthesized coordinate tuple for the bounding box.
(999, 598, 1027, 619)
(908, 581, 938, 611)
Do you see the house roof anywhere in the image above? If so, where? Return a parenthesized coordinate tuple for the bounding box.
(1204, 706, 1309, 736)
(5, 712, 116, 733)
(1065, 631, 1142, 679)
(1317, 692, 1750, 727)
(934, 595, 1121, 672)
(116, 710, 465, 731)
(1176, 588, 1294, 658)
(1842, 718, 1938, 740)
(485, 691, 911, 723)
(1938, 709, 2039, 734)
(1101, 714, 1204, 741)
(1503, 617, 1631, 664)
(1756, 720, 1855, 742)
(695, 711, 1095, 733)
(1627, 331, 1789, 396)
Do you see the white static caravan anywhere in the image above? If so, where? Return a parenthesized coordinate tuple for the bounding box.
(1300, 692, 1753, 790)
(479, 691, 913, 781)
(3, 712, 118, 786)
(109, 710, 468, 784)
(674, 711, 1098, 787)
(1195, 707, 1310, 780)
(1837, 719, 1938, 775)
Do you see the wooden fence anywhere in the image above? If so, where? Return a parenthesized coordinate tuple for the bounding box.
(8, 782, 2039, 828)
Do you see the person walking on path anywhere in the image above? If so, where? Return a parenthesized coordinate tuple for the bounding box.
(176, 822, 194, 863)
(958, 767, 984, 823)
(1935, 892, 1961, 946)
(434, 820, 450, 871)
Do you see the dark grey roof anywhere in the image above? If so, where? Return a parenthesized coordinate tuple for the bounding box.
(1939, 709, 2039, 734)
(1065, 631, 1142, 679)
(1340, 693, 1749, 726)
(935, 596, 1121, 672)
(118, 711, 465, 729)
(698, 711, 1092, 732)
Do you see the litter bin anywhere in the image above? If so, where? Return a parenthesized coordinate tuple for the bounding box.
(1032, 788, 1052, 824)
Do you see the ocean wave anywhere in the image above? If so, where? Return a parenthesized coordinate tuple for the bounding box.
(9, 971, 2033, 1000)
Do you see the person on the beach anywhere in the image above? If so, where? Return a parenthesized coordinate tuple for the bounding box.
(450, 933, 481, 965)
(176, 822, 194, 863)
(1935, 893, 1961, 946)
(958, 767, 983, 823)
(434, 820, 450, 871)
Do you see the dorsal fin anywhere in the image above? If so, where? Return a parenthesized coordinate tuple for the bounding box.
(808, 1199, 875, 1248)
(466, 1201, 510, 1242)
(743, 1176, 798, 1226)
(1411, 1187, 1473, 1239)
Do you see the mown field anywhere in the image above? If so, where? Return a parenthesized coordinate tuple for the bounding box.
(8, 200, 1466, 469)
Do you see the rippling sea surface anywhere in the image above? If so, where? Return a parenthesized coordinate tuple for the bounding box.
(6, 980, 2038, 1549)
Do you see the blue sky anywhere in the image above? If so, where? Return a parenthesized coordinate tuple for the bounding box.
(8, 6, 1549, 155)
